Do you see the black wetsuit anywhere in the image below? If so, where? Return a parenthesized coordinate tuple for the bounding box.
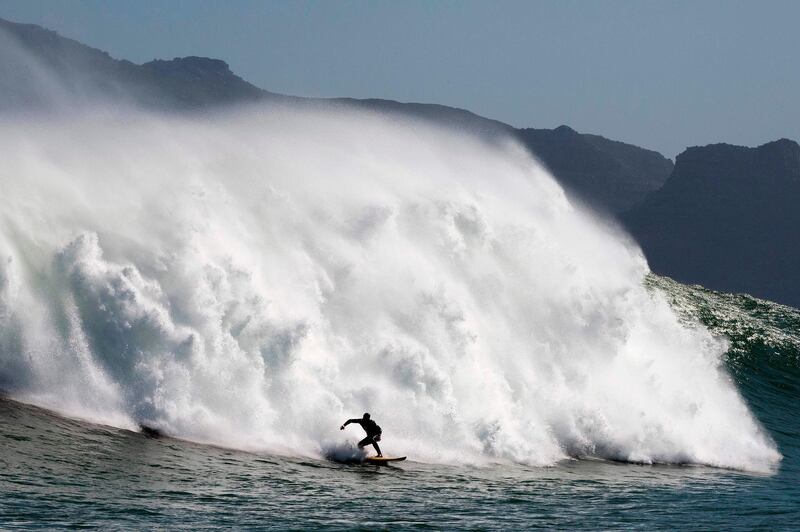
(344, 418, 382, 456)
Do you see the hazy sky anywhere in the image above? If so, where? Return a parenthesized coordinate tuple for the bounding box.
(1, 0, 798, 157)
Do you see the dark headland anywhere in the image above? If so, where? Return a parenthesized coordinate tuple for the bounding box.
(1, 16, 797, 308)
(624, 139, 800, 307)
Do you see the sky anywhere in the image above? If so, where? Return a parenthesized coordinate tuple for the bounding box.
(1, 0, 798, 157)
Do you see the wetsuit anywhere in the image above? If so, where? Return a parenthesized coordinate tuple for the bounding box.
(343, 418, 382, 456)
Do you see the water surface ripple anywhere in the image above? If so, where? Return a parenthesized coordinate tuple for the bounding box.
(1, 399, 796, 529)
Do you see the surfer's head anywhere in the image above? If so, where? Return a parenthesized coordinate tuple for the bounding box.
(362, 413, 370, 420)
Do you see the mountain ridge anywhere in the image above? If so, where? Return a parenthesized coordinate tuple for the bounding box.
(0, 15, 671, 213)
(3, 16, 798, 308)
(623, 138, 800, 308)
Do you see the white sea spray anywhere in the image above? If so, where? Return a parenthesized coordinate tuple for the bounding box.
(0, 106, 781, 471)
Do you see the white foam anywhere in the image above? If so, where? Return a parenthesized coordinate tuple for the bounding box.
(0, 105, 781, 472)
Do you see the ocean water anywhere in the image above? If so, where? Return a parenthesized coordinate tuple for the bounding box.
(2, 323, 798, 530)
(1, 105, 798, 528)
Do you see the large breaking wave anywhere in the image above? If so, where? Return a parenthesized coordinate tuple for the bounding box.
(0, 105, 780, 471)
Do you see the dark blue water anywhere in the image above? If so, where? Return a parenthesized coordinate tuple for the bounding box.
(1, 395, 797, 530)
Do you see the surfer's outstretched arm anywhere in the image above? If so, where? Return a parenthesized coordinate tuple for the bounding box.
(340, 418, 361, 430)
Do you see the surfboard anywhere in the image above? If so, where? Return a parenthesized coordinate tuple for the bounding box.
(364, 456, 407, 464)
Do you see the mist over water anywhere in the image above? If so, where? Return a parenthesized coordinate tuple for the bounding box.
(0, 104, 780, 471)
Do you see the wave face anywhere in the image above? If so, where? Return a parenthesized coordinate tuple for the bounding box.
(648, 275, 800, 465)
(0, 105, 780, 471)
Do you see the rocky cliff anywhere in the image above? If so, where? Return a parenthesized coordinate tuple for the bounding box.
(624, 139, 800, 307)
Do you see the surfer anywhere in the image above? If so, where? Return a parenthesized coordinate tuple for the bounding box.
(340, 413, 382, 457)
